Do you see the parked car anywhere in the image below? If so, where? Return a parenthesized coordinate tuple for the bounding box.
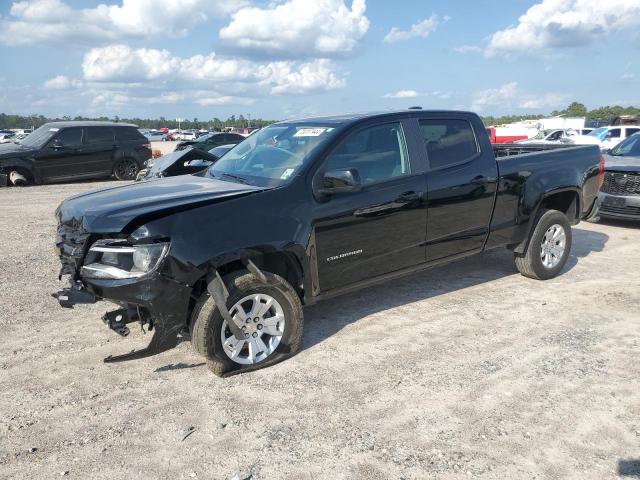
(515, 129, 575, 144)
(135, 148, 219, 181)
(0, 133, 16, 144)
(0, 121, 151, 185)
(595, 133, 640, 221)
(175, 132, 245, 152)
(208, 144, 235, 158)
(54, 110, 602, 375)
(176, 131, 197, 141)
(572, 125, 640, 151)
(144, 131, 168, 142)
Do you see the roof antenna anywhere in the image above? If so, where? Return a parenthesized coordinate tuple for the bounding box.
(408, 106, 422, 110)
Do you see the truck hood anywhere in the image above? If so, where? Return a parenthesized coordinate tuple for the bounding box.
(56, 175, 267, 233)
(0, 142, 33, 159)
(603, 154, 640, 173)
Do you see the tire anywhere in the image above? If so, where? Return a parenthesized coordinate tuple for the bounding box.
(190, 271, 304, 377)
(113, 157, 140, 180)
(515, 209, 572, 280)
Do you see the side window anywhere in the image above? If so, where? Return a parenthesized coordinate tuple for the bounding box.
(549, 130, 562, 141)
(85, 127, 114, 144)
(609, 128, 621, 138)
(325, 122, 410, 185)
(54, 127, 82, 146)
(419, 119, 478, 168)
(230, 134, 244, 143)
(115, 127, 145, 142)
(626, 128, 640, 137)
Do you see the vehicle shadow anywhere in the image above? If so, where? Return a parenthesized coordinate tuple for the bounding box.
(301, 227, 608, 351)
(618, 459, 640, 477)
(597, 217, 640, 230)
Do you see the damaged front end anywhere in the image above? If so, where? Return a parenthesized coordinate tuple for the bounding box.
(54, 221, 192, 363)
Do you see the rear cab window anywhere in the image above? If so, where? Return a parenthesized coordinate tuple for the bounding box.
(419, 119, 479, 168)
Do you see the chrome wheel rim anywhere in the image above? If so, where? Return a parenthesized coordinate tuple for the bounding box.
(220, 293, 285, 365)
(540, 223, 566, 269)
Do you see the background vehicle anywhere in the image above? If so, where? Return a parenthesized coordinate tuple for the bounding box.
(515, 129, 576, 144)
(143, 131, 168, 142)
(0, 133, 16, 144)
(136, 148, 219, 181)
(595, 133, 640, 220)
(572, 125, 640, 150)
(208, 144, 235, 158)
(175, 132, 245, 152)
(54, 110, 601, 376)
(0, 121, 151, 185)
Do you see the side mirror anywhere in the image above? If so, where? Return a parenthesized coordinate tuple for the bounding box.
(51, 139, 63, 149)
(318, 168, 362, 195)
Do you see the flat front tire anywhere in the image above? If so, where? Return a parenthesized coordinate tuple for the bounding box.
(190, 271, 303, 376)
(515, 209, 572, 280)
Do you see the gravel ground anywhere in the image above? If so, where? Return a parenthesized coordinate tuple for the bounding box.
(0, 181, 639, 480)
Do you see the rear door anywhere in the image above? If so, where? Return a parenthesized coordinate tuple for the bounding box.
(82, 126, 116, 176)
(419, 116, 498, 261)
(312, 119, 428, 292)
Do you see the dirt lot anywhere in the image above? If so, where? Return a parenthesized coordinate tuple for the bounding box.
(1, 181, 639, 480)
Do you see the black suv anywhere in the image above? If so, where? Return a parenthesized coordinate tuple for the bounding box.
(0, 121, 151, 185)
(175, 132, 245, 153)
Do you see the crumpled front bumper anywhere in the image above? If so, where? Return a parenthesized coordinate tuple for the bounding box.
(55, 269, 193, 362)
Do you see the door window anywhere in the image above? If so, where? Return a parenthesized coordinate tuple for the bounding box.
(625, 128, 640, 137)
(85, 127, 114, 144)
(608, 128, 621, 138)
(325, 122, 410, 185)
(419, 119, 478, 168)
(53, 128, 82, 147)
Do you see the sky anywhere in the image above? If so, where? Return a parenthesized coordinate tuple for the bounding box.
(0, 0, 639, 121)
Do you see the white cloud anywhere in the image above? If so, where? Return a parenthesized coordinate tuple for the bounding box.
(0, 0, 244, 46)
(196, 96, 256, 106)
(43, 75, 79, 89)
(383, 90, 419, 99)
(471, 81, 565, 112)
(453, 45, 483, 54)
(219, 0, 369, 58)
(485, 0, 640, 57)
(384, 14, 448, 44)
(621, 73, 636, 81)
(81, 44, 346, 96)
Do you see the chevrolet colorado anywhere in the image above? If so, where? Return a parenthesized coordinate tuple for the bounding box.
(54, 110, 603, 376)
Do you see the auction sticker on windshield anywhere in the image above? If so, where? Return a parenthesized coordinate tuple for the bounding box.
(293, 128, 331, 137)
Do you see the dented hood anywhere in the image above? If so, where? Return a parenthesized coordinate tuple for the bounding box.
(56, 175, 266, 233)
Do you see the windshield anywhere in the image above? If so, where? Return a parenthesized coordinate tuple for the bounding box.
(18, 124, 58, 148)
(610, 133, 640, 156)
(208, 123, 337, 187)
(587, 127, 608, 140)
(195, 133, 214, 143)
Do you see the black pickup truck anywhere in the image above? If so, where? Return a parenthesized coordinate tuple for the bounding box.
(54, 110, 602, 376)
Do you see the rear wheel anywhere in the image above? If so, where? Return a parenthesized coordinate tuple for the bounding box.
(190, 271, 303, 376)
(515, 209, 572, 280)
(113, 158, 139, 180)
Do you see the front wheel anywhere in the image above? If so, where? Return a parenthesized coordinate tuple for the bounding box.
(190, 271, 304, 376)
(113, 158, 140, 180)
(515, 209, 572, 280)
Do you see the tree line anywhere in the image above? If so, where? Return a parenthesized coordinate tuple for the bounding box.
(481, 102, 640, 126)
(0, 113, 276, 130)
(1, 102, 639, 130)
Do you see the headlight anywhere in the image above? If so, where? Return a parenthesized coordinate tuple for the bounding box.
(81, 240, 169, 280)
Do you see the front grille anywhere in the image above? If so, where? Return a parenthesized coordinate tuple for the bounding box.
(600, 204, 640, 216)
(56, 222, 90, 277)
(601, 172, 640, 195)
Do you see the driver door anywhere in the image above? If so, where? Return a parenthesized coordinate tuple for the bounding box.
(311, 120, 428, 293)
(33, 127, 85, 183)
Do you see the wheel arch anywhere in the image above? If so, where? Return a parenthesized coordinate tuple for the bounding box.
(513, 187, 581, 255)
